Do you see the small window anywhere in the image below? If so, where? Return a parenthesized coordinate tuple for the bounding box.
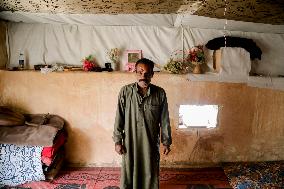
(179, 105, 219, 128)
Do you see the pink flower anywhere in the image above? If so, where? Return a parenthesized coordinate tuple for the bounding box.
(126, 63, 135, 72)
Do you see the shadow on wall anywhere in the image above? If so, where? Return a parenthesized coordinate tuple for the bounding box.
(64, 122, 93, 166)
(0, 103, 29, 114)
(189, 134, 224, 163)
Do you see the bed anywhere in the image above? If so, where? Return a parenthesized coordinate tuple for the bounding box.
(0, 111, 66, 187)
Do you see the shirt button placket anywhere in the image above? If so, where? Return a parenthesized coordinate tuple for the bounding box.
(139, 98, 145, 127)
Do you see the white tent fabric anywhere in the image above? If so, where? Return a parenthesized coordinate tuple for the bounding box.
(7, 23, 181, 70)
(7, 22, 284, 74)
(219, 47, 251, 83)
(187, 48, 251, 84)
(184, 28, 284, 77)
(243, 32, 284, 77)
(187, 46, 284, 91)
(3, 13, 284, 90)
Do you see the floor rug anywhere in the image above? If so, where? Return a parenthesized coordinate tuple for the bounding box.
(13, 167, 231, 189)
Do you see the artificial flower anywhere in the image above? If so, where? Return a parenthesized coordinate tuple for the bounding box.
(82, 55, 98, 71)
(107, 48, 120, 64)
(187, 45, 205, 65)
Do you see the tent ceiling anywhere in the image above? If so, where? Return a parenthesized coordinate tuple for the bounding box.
(0, 0, 284, 25)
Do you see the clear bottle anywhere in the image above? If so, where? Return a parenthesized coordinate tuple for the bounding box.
(19, 53, 25, 69)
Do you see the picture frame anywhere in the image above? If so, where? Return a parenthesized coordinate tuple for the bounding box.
(125, 50, 142, 72)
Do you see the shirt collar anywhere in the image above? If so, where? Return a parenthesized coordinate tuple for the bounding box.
(134, 82, 151, 97)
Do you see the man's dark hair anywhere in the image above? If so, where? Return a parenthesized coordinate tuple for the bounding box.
(135, 58, 154, 71)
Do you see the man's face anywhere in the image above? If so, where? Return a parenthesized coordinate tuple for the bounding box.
(136, 63, 153, 88)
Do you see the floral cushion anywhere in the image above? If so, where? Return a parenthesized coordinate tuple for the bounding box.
(222, 161, 284, 189)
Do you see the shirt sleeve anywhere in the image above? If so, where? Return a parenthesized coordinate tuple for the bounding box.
(113, 87, 126, 144)
(160, 90, 172, 146)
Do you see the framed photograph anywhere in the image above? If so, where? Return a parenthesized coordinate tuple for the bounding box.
(125, 50, 142, 72)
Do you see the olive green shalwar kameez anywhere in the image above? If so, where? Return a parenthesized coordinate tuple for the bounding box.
(113, 83, 172, 189)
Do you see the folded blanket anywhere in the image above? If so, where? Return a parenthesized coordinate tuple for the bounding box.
(42, 146, 65, 166)
(0, 114, 64, 146)
(41, 132, 67, 166)
(42, 155, 55, 166)
(42, 130, 67, 158)
(44, 151, 65, 180)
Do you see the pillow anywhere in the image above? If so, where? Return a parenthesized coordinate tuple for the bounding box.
(0, 106, 25, 126)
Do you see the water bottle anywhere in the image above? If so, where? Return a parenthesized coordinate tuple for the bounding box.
(19, 53, 25, 69)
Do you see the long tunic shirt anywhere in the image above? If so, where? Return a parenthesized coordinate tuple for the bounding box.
(113, 82, 172, 189)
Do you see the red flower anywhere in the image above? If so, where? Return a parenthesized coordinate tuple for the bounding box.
(187, 46, 205, 64)
(82, 55, 98, 71)
(83, 60, 95, 71)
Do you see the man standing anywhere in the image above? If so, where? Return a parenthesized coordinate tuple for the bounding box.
(113, 58, 172, 189)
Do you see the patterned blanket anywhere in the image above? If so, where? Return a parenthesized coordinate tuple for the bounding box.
(0, 144, 45, 186)
(222, 161, 284, 189)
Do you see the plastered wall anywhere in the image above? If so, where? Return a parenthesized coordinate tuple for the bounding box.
(0, 70, 283, 167)
(0, 21, 7, 69)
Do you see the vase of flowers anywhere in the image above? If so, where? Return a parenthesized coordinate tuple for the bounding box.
(164, 50, 191, 74)
(187, 45, 205, 74)
(82, 55, 99, 71)
(164, 58, 190, 74)
(107, 48, 120, 71)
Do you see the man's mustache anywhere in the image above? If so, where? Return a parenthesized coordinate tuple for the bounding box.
(139, 79, 148, 82)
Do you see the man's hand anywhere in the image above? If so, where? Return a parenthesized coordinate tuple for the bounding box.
(163, 145, 171, 155)
(115, 144, 126, 155)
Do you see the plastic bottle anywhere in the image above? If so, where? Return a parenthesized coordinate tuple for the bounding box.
(19, 53, 25, 69)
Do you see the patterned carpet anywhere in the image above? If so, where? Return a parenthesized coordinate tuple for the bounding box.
(11, 167, 231, 189)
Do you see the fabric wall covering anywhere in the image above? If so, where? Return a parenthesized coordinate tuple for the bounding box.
(7, 22, 284, 76)
(5, 21, 284, 89)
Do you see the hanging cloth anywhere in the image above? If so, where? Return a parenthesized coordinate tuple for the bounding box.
(205, 36, 262, 60)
